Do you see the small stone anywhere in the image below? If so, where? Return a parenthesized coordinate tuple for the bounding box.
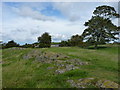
(55, 69, 66, 74)
(67, 80, 74, 83)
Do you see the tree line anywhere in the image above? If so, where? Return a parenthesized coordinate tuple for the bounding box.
(1, 5, 120, 49)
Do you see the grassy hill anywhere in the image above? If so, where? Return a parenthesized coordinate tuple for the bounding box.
(2, 44, 119, 88)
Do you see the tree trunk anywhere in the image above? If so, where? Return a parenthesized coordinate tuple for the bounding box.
(94, 36, 99, 49)
(94, 43, 98, 49)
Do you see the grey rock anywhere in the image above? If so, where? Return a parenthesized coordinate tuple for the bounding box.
(67, 78, 119, 88)
(67, 80, 74, 83)
(96, 79, 119, 88)
(55, 69, 66, 74)
(35, 56, 45, 62)
(23, 55, 31, 60)
(65, 64, 79, 71)
(66, 64, 74, 71)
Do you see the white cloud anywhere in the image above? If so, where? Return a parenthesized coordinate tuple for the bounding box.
(53, 2, 82, 21)
(112, 18, 120, 27)
(2, 2, 119, 44)
(2, 17, 84, 44)
(52, 2, 119, 22)
(52, 2, 100, 22)
(51, 34, 69, 42)
(12, 6, 55, 21)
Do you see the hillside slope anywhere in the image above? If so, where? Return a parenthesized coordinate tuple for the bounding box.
(2, 45, 119, 88)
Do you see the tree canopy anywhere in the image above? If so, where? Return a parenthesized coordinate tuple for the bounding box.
(59, 34, 85, 47)
(82, 5, 119, 49)
(69, 34, 83, 46)
(5, 40, 19, 48)
(38, 32, 51, 48)
(93, 5, 120, 19)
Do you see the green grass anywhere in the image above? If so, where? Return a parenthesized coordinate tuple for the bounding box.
(2, 44, 119, 88)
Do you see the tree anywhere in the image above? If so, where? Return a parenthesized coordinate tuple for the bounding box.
(82, 5, 119, 49)
(21, 43, 33, 48)
(69, 34, 83, 46)
(59, 41, 69, 47)
(38, 32, 51, 48)
(93, 5, 120, 19)
(59, 34, 85, 47)
(83, 16, 117, 48)
(5, 40, 19, 48)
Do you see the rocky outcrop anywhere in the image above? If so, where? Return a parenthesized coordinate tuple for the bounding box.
(55, 64, 79, 74)
(96, 79, 119, 88)
(23, 50, 89, 74)
(67, 78, 119, 88)
(23, 50, 69, 62)
(22, 49, 119, 88)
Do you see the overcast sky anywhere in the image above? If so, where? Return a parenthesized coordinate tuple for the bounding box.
(1, 1, 119, 44)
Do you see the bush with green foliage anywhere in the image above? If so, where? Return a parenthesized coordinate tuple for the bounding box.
(59, 41, 69, 47)
(38, 32, 51, 48)
(21, 43, 34, 48)
(69, 34, 83, 46)
(59, 34, 85, 47)
(3, 40, 19, 48)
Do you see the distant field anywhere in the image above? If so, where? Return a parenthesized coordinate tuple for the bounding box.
(2, 44, 119, 88)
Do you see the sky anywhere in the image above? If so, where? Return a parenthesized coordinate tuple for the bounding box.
(1, 1, 119, 45)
